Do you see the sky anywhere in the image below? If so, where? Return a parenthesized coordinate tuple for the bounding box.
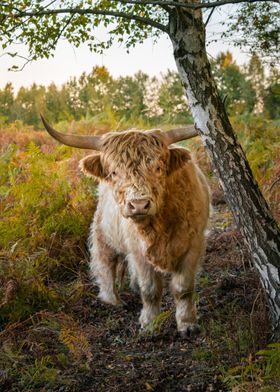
(0, 6, 248, 91)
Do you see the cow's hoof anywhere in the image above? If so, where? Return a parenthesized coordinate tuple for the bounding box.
(139, 311, 158, 330)
(179, 323, 201, 339)
(139, 315, 152, 329)
(98, 292, 122, 306)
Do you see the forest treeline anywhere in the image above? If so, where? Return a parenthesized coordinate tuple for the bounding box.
(0, 52, 279, 128)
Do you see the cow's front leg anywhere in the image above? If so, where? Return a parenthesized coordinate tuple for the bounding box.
(171, 272, 198, 335)
(127, 256, 139, 293)
(134, 259, 163, 328)
(89, 226, 120, 305)
(171, 245, 204, 336)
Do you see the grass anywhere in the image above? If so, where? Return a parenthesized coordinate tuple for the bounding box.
(0, 127, 96, 390)
(232, 115, 280, 221)
(0, 115, 279, 391)
(223, 343, 280, 391)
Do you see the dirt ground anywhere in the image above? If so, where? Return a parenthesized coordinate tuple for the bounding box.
(0, 202, 270, 392)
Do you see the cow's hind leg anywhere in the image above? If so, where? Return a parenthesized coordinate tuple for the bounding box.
(89, 226, 120, 305)
(133, 259, 163, 328)
(171, 242, 204, 336)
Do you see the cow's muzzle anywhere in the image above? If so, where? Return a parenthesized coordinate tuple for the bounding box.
(126, 198, 151, 218)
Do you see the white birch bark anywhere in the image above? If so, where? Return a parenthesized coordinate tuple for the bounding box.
(168, 5, 280, 340)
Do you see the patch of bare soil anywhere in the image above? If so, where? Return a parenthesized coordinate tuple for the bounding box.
(64, 205, 269, 392)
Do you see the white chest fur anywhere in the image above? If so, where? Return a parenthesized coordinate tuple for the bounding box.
(97, 183, 147, 257)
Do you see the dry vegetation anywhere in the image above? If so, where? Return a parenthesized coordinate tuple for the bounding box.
(0, 117, 279, 391)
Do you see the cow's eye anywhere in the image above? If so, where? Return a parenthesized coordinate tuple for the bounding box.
(109, 170, 118, 180)
(156, 166, 162, 173)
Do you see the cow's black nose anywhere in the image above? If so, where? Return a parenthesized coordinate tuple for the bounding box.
(127, 199, 151, 215)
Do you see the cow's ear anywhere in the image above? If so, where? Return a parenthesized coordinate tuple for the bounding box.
(168, 146, 191, 174)
(79, 153, 105, 179)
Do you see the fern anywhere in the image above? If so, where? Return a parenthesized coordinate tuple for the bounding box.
(223, 343, 280, 391)
(59, 324, 92, 363)
(145, 311, 172, 334)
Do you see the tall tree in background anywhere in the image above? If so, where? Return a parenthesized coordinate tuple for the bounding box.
(64, 77, 83, 120)
(0, 0, 279, 339)
(112, 71, 149, 120)
(247, 54, 265, 114)
(222, 2, 279, 65)
(78, 66, 113, 117)
(13, 83, 46, 127)
(0, 83, 14, 124)
(264, 68, 280, 119)
(211, 51, 256, 115)
(45, 83, 68, 123)
(158, 70, 191, 123)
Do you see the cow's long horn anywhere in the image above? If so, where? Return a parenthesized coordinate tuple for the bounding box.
(164, 125, 198, 144)
(40, 115, 103, 150)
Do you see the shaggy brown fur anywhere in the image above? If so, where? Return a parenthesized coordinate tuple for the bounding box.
(80, 130, 210, 333)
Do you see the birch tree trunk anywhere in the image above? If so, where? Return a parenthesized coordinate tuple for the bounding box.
(168, 6, 280, 340)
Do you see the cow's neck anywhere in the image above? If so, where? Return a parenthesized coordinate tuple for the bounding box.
(133, 196, 179, 244)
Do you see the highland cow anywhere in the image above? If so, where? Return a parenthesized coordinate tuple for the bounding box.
(41, 116, 210, 335)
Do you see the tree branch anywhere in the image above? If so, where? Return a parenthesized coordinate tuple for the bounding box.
(13, 7, 168, 33)
(109, 0, 279, 10)
(53, 14, 76, 46)
(5, 54, 32, 71)
(109, 0, 173, 12)
(205, 6, 216, 26)
(1, 0, 60, 35)
(269, 175, 280, 192)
